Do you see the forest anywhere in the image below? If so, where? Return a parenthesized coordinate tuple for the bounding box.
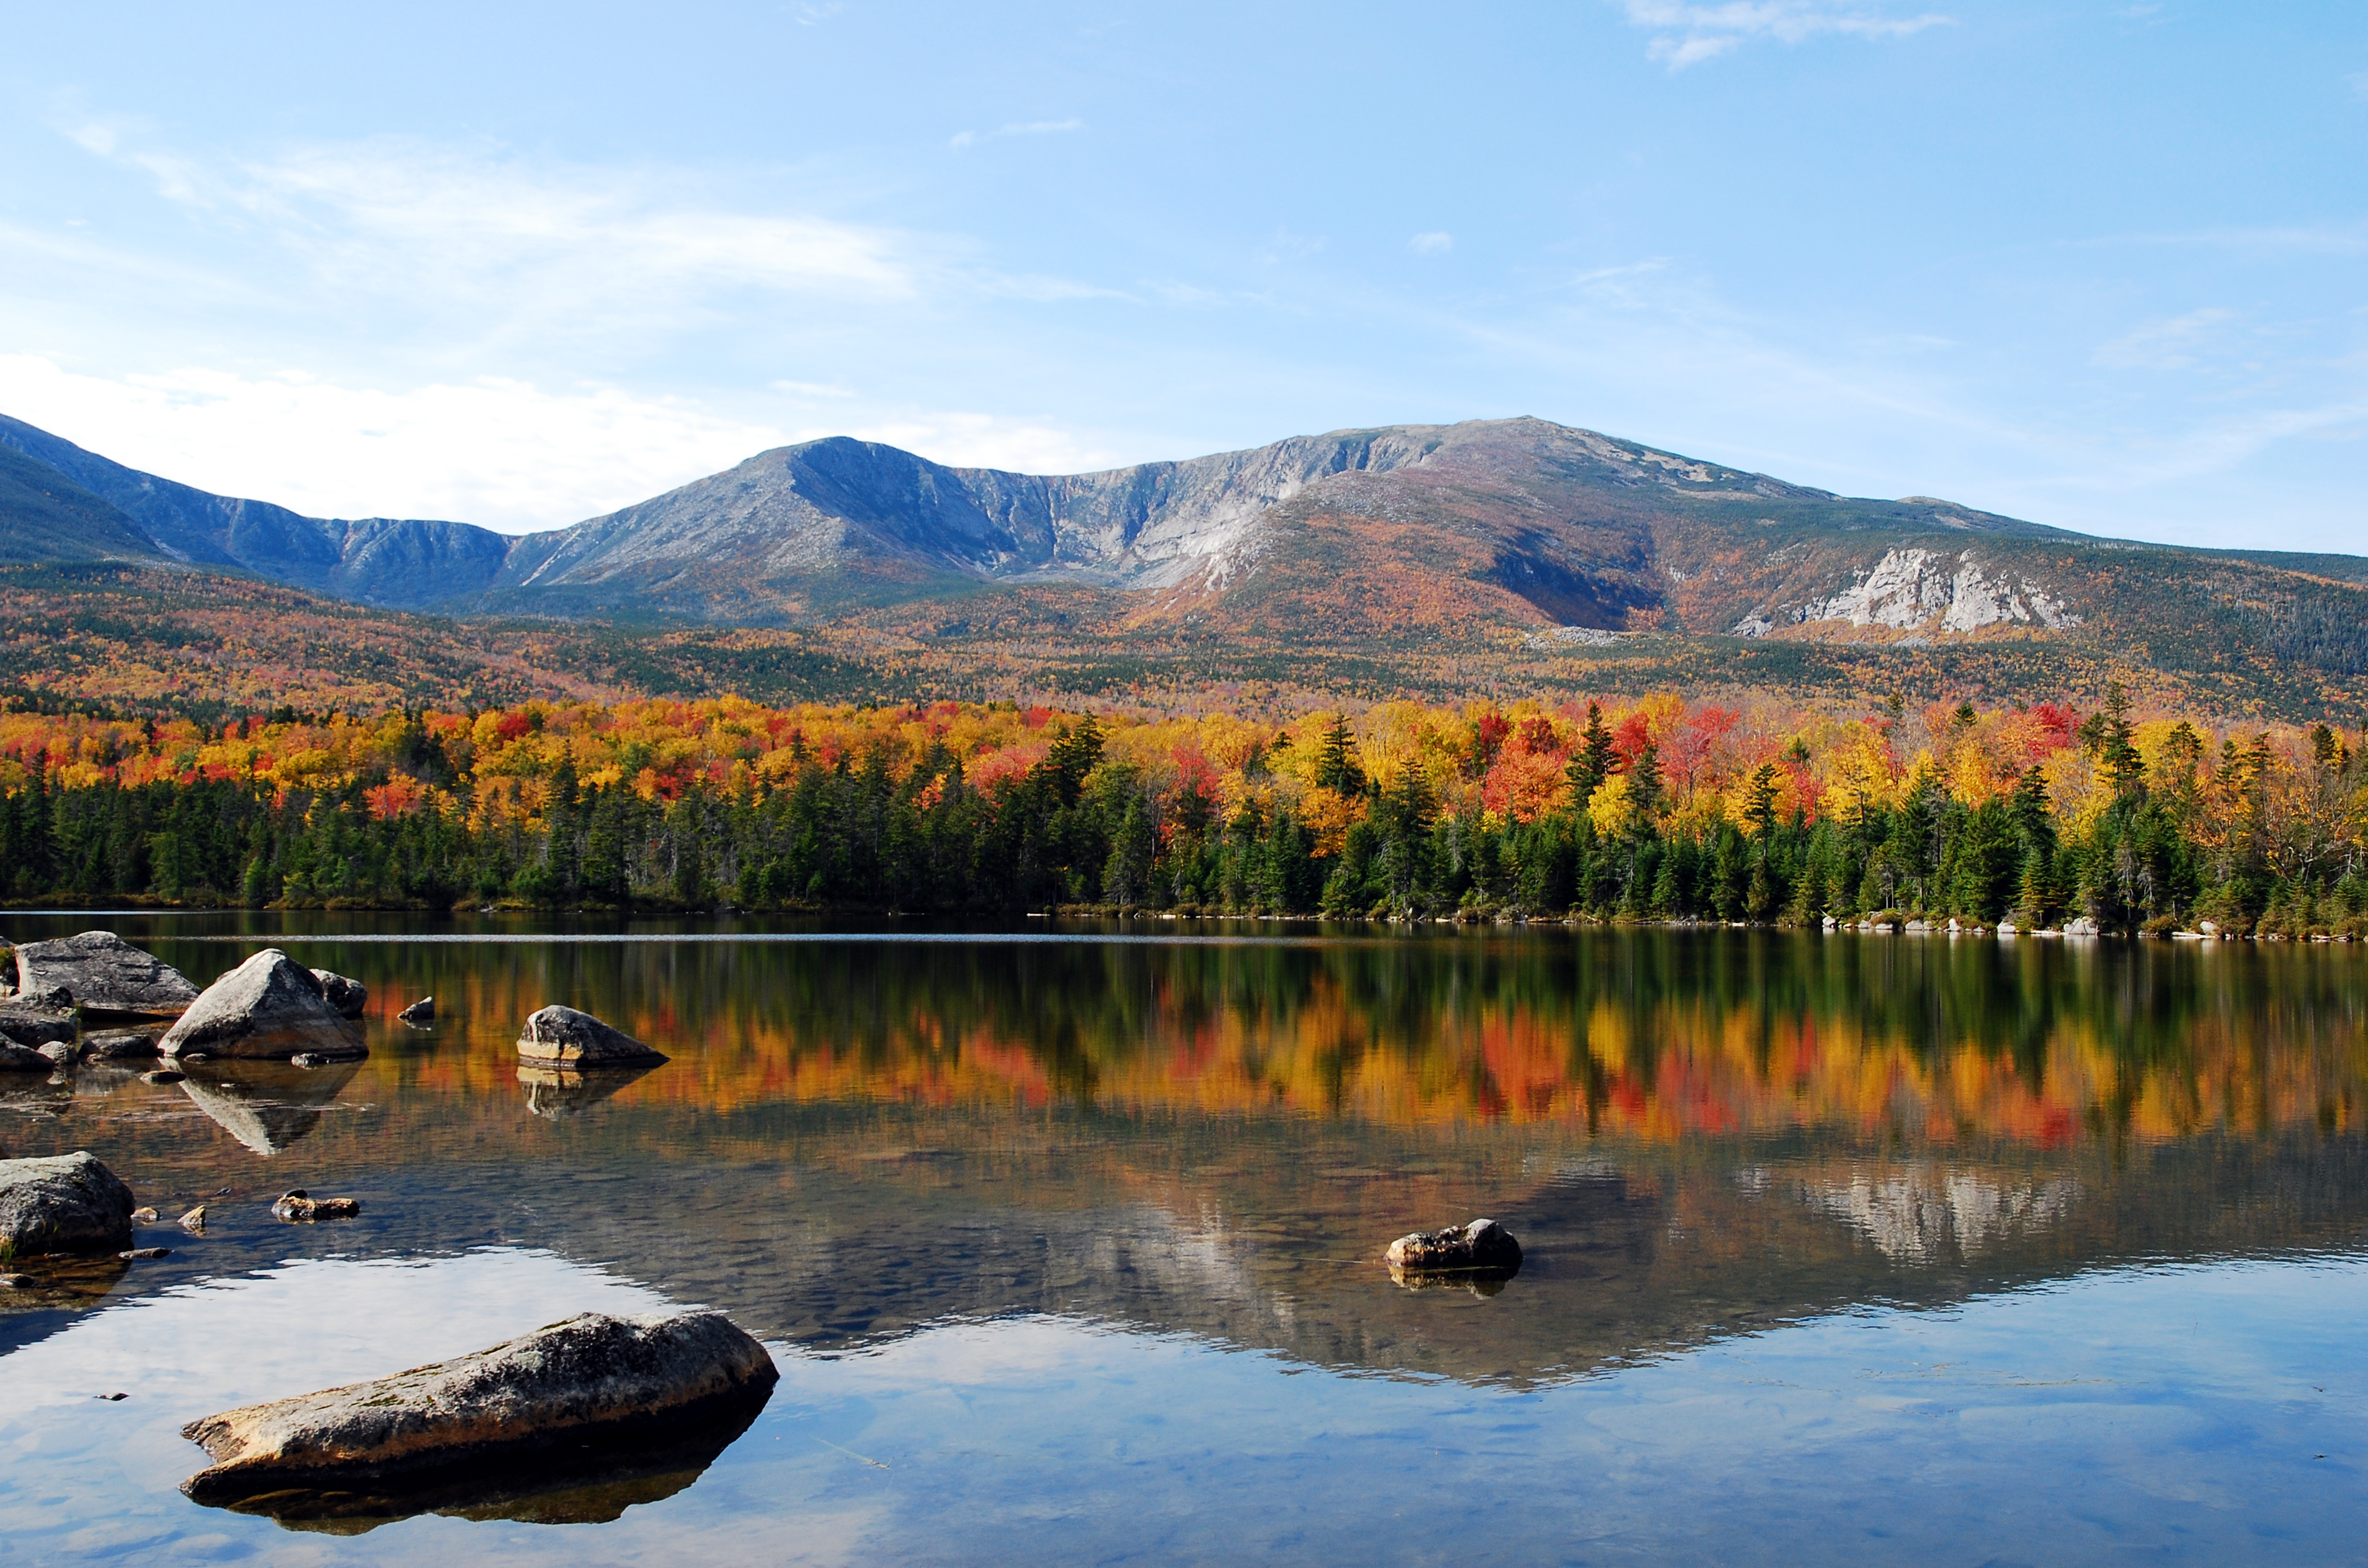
(1, 684, 2364, 936)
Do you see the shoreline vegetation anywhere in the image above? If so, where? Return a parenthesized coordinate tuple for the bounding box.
(2, 685, 2364, 941)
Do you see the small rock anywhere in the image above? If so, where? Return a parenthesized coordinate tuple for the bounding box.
(178, 1310, 779, 1506)
(289, 1053, 332, 1068)
(1, 1271, 34, 1288)
(398, 996, 435, 1025)
(36, 1041, 81, 1068)
(85, 1029, 164, 1060)
(97, 1392, 128, 1401)
(12, 931, 199, 1017)
(309, 970, 368, 1020)
(515, 1005, 667, 1068)
(160, 949, 366, 1062)
(119, 1246, 172, 1261)
(140, 1069, 187, 1085)
(0, 1002, 79, 1050)
(1384, 1217, 1523, 1275)
(0, 1040, 54, 1074)
(272, 1190, 361, 1222)
(178, 1205, 208, 1234)
(0, 1151, 137, 1257)
(130, 1206, 160, 1224)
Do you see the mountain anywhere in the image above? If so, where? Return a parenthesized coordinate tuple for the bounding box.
(0, 414, 513, 608)
(3, 410, 2366, 707)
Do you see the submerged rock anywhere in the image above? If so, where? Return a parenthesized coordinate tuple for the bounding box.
(1384, 1217, 1523, 1277)
(12, 932, 199, 1017)
(119, 1246, 172, 1261)
(399, 996, 435, 1026)
(0, 1152, 136, 1258)
(161, 950, 367, 1062)
(0, 1039, 55, 1073)
(140, 1068, 188, 1085)
(179, 1310, 779, 1509)
(311, 970, 368, 1020)
(272, 1190, 361, 1222)
(515, 1006, 667, 1068)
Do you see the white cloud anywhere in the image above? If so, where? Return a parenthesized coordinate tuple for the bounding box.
(949, 118, 1084, 151)
(813, 410, 1122, 475)
(1616, 2, 1953, 69)
(2092, 307, 2240, 371)
(0, 353, 785, 530)
(1409, 231, 1454, 254)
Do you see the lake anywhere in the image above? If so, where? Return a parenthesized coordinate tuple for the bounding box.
(3, 915, 2365, 1564)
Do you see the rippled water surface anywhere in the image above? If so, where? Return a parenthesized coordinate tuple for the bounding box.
(3, 914, 2365, 1564)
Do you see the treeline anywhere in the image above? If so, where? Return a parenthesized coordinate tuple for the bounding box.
(3, 690, 2364, 937)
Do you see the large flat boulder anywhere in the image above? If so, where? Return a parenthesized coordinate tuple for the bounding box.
(180, 1310, 778, 1506)
(12, 931, 198, 1017)
(160, 949, 366, 1062)
(0, 1152, 135, 1258)
(516, 1006, 667, 1067)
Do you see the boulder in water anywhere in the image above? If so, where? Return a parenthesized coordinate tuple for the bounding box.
(399, 996, 435, 1026)
(160, 950, 366, 1062)
(310, 970, 367, 1020)
(84, 1028, 163, 1060)
(179, 1310, 779, 1508)
(0, 1039, 54, 1073)
(1384, 1217, 1523, 1276)
(0, 1151, 135, 1258)
(0, 1002, 77, 1049)
(272, 1190, 361, 1222)
(11, 932, 198, 1017)
(515, 1006, 666, 1068)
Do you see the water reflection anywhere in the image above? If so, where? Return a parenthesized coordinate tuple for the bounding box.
(517, 1063, 660, 1120)
(179, 1058, 364, 1156)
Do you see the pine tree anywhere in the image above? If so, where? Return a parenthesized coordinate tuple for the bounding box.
(1566, 702, 1614, 806)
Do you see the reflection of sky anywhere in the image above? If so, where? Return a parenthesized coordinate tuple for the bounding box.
(4, 1248, 2364, 1564)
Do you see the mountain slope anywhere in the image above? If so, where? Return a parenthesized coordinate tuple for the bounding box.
(0, 415, 516, 607)
(0, 443, 160, 564)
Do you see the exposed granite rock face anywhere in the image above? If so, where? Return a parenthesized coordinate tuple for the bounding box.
(160, 950, 366, 1062)
(310, 970, 367, 1019)
(11, 932, 198, 1017)
(0, 1152, 135, 1258)
(515, 1006, 666, 1068)
(1384, 1218, 1523, 1277)
(180, 1310, 778, 1506)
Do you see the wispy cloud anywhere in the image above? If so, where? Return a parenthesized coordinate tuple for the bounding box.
(2092, 307, 2240, 372)
(1409, 231, 1453, 254)
(1616, 2, 1953, 69)
(949, 118, 1084, 150)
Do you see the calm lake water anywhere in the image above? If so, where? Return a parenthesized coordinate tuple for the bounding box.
(2, 915, 2365, 1565)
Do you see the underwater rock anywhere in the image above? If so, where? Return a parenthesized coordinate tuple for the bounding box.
(0, 1152, 135, 1257)
(515, 1006, 666, 1068)
(1384, 1217, 1523, 1277)
(310, 970, 368, 1020)
(161, 951, 367, 1062)
(12, 932, 198, 1017)
(119, 1246, 172, 1261)
(140, 1068, 188, 1085)
(0, 1039, 54, 1073)
(180, 1310, 779, 1510)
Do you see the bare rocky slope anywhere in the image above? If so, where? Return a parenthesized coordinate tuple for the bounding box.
(4, 410, 2364, 685)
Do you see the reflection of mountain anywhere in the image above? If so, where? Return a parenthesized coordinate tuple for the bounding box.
(4, 924, 2365, 1384)
(1782, 1164, 2082, 1264)
(180, 1060, 363, 1156)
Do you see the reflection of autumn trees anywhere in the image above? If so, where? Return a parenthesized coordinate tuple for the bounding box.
(337, 933, 2367, 1148)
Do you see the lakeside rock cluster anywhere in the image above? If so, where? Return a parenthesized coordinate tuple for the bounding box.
(4, 926, 759, 1524)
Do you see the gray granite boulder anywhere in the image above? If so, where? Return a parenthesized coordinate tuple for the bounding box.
(0, 1001, 79, 1049)
(12, 931, 198, 1017)
(516, 1006, 667, 1067)
(1384, 1217, 1523, 1275)
(85, 1028, 164, 1060)
(160, 949, 366, 1062)
(399, 996, 435, 1026)
(0, 1151, 135, 1258)
(0, 1039, 55, 1073)
(180, 1309, 777, 1506)
(311, 970, 367, 1020)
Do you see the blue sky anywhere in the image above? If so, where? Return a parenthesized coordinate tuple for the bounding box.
(1, 1, 2361, 548)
